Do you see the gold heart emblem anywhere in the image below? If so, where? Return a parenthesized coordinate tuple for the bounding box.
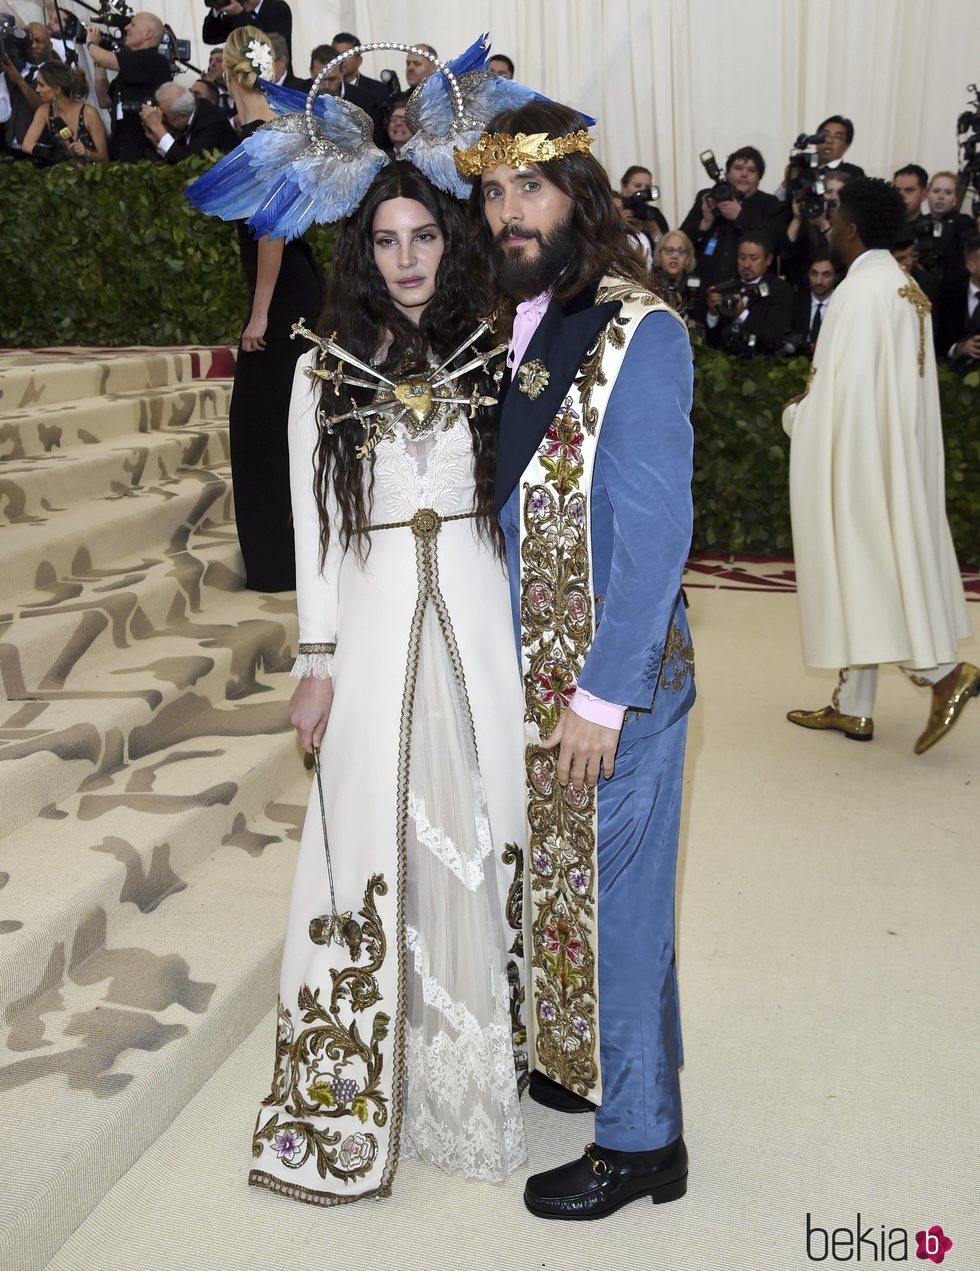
(394, 379, 435, 423)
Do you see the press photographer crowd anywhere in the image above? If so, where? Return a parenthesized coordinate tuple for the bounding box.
(3, 0, 980, 369)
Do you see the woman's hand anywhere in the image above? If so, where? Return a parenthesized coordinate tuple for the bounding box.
(289, 675, 334, 752)
(241, 311, 268, 352)
(68, 139, 88, 158)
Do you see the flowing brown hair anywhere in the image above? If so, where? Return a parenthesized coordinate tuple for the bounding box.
(468, 100, 663, 315)
(313, 163, 500, 562)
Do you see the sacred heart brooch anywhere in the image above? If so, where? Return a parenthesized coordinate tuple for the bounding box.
(518, 359, 550, 399)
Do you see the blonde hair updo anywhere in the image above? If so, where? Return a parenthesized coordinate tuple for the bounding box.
(223, 25, 274, 91)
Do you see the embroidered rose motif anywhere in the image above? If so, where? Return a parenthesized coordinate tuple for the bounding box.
(532, 847, 554, 877)
(545, 915, 583, 967)
(539, 999, 558, 1023)
(568, 866, 591, 896)
(338, 1132, 376, 1173)
(565, 590, 589, 622)
(571, 1015, 592, 1042)
(564, 782, 589, 810)
(273, 1128, 302, 1162)
(527, 581, 552, 614)
(529, 755, 553, 795)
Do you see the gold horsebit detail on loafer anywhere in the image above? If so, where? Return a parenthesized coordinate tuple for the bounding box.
(584, 1143, 609, 1177)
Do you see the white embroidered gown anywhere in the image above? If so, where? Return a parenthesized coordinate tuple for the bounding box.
(248, 351, 527, 1205)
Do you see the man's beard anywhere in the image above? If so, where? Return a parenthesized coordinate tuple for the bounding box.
(490, 216, 576, 300)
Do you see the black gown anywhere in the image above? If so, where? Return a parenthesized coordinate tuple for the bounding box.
(229, 121, 324, 591)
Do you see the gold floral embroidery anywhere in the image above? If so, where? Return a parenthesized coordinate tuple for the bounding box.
(520, 400, 600, 1096)
(658, 621, 695, 694)
(897, 273, 932, 378)
(251, 874, 390, 1186)
(502, 841, 528, 1090)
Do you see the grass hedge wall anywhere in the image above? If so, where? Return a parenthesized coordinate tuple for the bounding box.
(7, 157, 978, 563)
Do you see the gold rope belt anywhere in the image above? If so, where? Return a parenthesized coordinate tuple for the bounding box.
(366, 507, 476, 537)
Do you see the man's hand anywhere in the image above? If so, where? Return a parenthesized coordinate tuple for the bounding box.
(697, 192, 716, 231)
(140, 104, 166, 140)
(956, 334, 980, 361)
(715, 196, 742, 222)
(217, 0, 245, 13)
(706, 286, 722, 315)
(1, 54, 23, 81)
(541, 708, 620, 788)
(288, 676, 333, 752)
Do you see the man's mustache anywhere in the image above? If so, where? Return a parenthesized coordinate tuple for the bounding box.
(494, 225, 542, 245)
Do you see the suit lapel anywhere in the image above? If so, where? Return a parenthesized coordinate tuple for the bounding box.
(495, 287, 620, 512)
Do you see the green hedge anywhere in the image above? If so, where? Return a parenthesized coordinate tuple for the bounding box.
(6, 159, 978, 563)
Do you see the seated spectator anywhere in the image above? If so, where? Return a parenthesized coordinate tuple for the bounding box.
(383, 100, 412, 156)
(680, 146, 787, 291)
(653, 230, 700, 325)
(22, 59, 107, 163)
(788, 255, 837, 358)
(86, 11, 172, 161)
(140, 80, 238, 162)
(202, 0, 292, 62)
(815, 115, 864, 179)
(488, 54, 514, 79)
(268, 31, 306, 91)
(2, 22, 54, 155)
(933, 234, 980, 368)
(619, 164, 668, 240)
(704, 231, 792, 355)
(612, 192, 653, 267)
(310, 44, 343, 96)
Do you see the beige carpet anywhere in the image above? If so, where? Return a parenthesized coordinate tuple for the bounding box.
(46, 584, 980, 1271)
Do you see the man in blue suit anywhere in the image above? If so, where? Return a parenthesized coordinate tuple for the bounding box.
(460, 100, 697, 1220)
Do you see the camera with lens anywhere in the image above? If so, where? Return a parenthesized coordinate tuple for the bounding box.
(720, 321, 758, 358)
(622, 184, 662, 220)
(698, 150, 740, 204)
(957, 83, 980, 215)
(788, 132, 829, 220)
(0, 14, 33, 67)
(712, 276, 770, 319)
(119, 95, 156, 114)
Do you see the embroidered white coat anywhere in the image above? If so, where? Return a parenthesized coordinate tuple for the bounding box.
(783, 250, 970, 669)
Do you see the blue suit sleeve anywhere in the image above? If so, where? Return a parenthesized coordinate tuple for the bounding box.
(576, 311, 694, 707)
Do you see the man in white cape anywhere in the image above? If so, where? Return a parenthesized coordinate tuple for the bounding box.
(783, 177, 978, 754)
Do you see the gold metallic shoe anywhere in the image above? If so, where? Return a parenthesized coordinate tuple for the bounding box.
(913, 662, 980, 755)
(786, 705, 874, 741)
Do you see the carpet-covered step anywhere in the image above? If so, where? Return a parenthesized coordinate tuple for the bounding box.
(1, 466, 233, 602)
(0, 792, 303, 1271)
(0, 347, 234, 415)
(0, 723, 308, 1024)
(0, 585, 296, 838)
(0, 380, 232, 462)
(0, 528, 248, 697)
(0, 420, 231, 526)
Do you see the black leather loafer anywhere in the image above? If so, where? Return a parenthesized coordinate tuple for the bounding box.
(524, 1137, 688, 1220)
(528, 1070, 593, 1114)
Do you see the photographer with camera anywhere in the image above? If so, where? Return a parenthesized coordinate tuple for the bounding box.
(934, 233, 980, 369)
(85, 10, 172, 161)
(653, 230, 701, 327)
(22, 58, 107, 163)
(909, 171, 977, 292)
(620, 164, 669, 241)
(2, 21, 54, 155)
(202, 0, 291, 63)
(680, 146, 787, 290)
(814, 115, 864, 180)
(140, 79, 236, 162)
(781, 162, 852, 289)
(704, 231, 792, 355)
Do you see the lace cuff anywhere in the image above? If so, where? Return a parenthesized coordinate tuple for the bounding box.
(291, 641, 335, 680)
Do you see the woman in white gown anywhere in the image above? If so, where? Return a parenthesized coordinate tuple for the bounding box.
(247, 162, 529, 1205)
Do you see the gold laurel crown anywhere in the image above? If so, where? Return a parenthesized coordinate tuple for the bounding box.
(454, 129, 593, 176)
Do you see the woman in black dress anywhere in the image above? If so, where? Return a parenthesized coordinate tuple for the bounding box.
(221, 27, 324, 591)
(22, 61, 108, 163)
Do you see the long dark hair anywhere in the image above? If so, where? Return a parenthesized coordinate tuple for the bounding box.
(468, 101, 659, 315)
(313, 163, 499, 561)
